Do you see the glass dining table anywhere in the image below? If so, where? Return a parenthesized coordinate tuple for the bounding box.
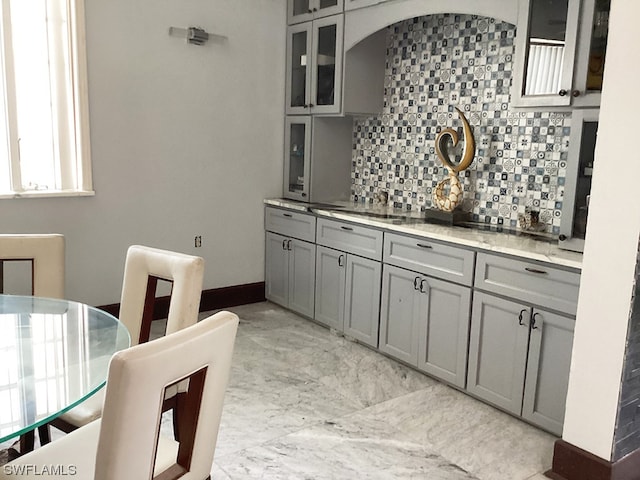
(0, 294, 130, 446)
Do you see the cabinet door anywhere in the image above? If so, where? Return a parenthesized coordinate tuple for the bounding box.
(343, 254, 381, 347)
(288, 0, 314, 25)
(417, 277, 471, 389)
(314, 246, 346, 330)
(467, 292, 530, 415)
(288, 239, 317, 318)
(283, 117, 312, 201)
(379, 265, 421, 365)
(571, 0, 610, 107)
(288, 0, 343, 25)
(286, 23, 312, 115)
(265, 232, 289, 307)
(522, 309, 575, 436)
(512, 0, 581, 107)
(310, 15, 343, 115)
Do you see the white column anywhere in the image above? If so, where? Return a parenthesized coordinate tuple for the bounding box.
(562, 0, 640, 461)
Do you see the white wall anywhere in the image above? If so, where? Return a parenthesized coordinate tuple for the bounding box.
(0, 0, 286, 306)
(562, 0, 640, 461)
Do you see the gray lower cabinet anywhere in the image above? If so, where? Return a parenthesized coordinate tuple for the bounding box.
(467, 291, 575, 435)
(265, 232, 316, 318)
(314, 245, 381, 347)
(379, 264, 471, 388)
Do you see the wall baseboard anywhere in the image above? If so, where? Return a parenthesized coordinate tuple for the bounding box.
(548, 439, 640, 480)
(98, 281, 266, 320)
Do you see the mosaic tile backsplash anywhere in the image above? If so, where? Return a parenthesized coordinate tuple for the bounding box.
(351, 14, 571, 234)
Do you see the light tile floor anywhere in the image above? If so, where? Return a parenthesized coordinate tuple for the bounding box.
(2, 301, 556, 479)
(194, 302, 556, 480)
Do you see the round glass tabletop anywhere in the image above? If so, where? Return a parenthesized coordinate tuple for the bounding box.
(0, 295, 130, 443)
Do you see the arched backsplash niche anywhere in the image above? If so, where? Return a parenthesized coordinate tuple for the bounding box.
(350, 13, 571, 234)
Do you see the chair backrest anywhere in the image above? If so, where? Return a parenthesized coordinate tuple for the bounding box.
(0, 234, 65, 298)
(94, 311, 239, 480)
(118, 245, 204, 346)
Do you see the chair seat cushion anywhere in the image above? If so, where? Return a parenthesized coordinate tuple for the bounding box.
(57, 390, 104, 427)
(0, 421, 179, 479)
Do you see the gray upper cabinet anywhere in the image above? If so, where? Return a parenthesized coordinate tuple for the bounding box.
(286, 15, 344, 115)
(512, 0, 610, 108)
(559, 108, 598, 252)
(522, 309, 575, 435)
(288, 0, 344, 25)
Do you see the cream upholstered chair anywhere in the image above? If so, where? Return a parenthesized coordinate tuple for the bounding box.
(0, 234, 64, 450)
(50, 245, 205, 434)
(0, 234, 64, 298)
(0, 311, 239, 480)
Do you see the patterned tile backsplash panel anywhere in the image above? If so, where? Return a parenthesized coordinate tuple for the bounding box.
(351, 14, 571, 234)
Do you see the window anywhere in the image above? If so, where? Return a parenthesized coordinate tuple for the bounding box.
(0, 0, 92, 198)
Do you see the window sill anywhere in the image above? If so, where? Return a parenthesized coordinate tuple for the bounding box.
(0, 190, 95, 199)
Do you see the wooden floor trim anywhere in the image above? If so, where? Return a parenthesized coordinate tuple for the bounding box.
(98, 281, 265, 319)
(549, 439, 640, 480)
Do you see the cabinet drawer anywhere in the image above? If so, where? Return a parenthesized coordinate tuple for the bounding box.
(475, 253, 581, 315)
(265, 207, 316, 242)
(316, 218, 383, 260)
(384, 233, 475, 286)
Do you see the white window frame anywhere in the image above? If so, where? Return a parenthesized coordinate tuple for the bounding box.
(0, 0, 93, 199)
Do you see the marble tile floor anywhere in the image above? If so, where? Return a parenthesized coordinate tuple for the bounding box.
(192, 302, 556, 480)
(2, 301, 557, 479)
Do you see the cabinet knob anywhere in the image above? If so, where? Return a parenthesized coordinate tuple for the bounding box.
(572, 90, 581, 97)
(559, 234, 567, 241)
(558, 89, 568, 97)
(308, 103, 314, 108)
(301, 192, 307, 197)
(312, 7, 318, 11)
(307, 9, 313, 13)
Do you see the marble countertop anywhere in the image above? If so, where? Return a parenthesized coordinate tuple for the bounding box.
(265, 198, 583, 271)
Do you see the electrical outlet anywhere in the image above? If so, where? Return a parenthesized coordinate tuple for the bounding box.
(194, 235, 202, 248)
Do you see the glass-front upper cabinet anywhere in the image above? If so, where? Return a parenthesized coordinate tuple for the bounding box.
(287, 0, 343, 25)
(559, 109, 598, 252)
(512, 0, 610, 108)
(285, 15, 343, 115)
(283, 116, 311, 201)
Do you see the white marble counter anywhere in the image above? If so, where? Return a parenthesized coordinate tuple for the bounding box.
(265, 198, 583, 271)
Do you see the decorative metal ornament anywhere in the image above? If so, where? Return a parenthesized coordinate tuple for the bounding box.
(433, 107, 476, 212)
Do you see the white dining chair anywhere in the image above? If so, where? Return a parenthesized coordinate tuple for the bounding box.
(49, 244, 205, 435)
(0, 233, 65, 451)
(0, 310, 239, 480)
(0, 234, 65, 298)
